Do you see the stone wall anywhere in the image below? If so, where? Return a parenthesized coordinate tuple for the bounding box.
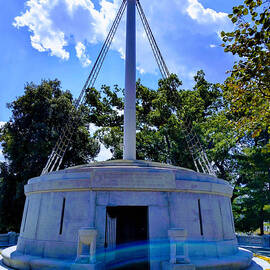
(17, 188, 237, 262)
(0, 232, 19, 247)
(3, 161, 254, 270)
(237, 234, 270, 248)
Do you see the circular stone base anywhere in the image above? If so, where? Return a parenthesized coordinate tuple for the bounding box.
(1, 246, 254, 270)
(9, 160, 254, 270)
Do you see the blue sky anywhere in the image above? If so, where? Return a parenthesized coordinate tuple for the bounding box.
(0, 0, 242, 161)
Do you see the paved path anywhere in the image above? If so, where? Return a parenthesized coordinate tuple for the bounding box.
(0, 257, 11, 270)
(240, 245, 270, 258)
(246, 257, 270, 270)
(0, 254, 269, 270)
(238, 245, 270, 269)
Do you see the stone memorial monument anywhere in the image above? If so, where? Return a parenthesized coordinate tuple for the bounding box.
(2, 0, 253, 269)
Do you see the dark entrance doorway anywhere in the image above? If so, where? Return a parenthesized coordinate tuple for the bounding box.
(105, 206, 149, 270)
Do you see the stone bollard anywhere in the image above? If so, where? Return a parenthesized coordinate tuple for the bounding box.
(71, 228, 102, 270)
(162, 229, 195, 270)
(8, 232, 17, 246)
(168, 228, 190, 264)
(76, 228, 97, 263)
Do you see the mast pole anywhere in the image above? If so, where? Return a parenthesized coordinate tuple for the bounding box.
(123, 0, 136, 160)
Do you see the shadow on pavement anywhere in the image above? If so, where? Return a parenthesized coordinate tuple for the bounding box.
(246, 261, 263, 270)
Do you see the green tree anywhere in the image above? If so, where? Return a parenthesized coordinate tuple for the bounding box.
(220, 0, 270, 233)
(86, 85, 124, 159)
(232, 134, 270, 234)
(85, 72, 229, 172)
(136, 75, 193, 166)
(221, 0, 270, 145)
(0, 79, 100, 232)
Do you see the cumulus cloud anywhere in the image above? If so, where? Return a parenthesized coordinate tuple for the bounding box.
(186, 0, 228, 24)
(13, 0, 120, 64)
(13, 0, 232, 82)
(210, 44, 217, 48)
(75, 42, 91, 67)
(13, 0, 70, 60)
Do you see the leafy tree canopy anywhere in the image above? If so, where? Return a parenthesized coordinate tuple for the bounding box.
(0, 79, 99, 231)
(84, 72, 233, 174)
(233, 137, 270, 234)
(221, 0, 270, 147)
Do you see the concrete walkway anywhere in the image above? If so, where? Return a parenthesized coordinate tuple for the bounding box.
(0, 257, 11, 270)
(0, 255, 269, 270)
(247, 257, 270, 270)
(240, 245, 270, 258)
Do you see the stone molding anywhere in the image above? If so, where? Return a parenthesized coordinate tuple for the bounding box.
(25, 160, 233, 197)
(25, 187, 232, 198)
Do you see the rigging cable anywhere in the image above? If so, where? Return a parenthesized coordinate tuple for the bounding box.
(41, 0, 127, 175)
(136, 0, 216, 176)
(42, 0, 216, 176)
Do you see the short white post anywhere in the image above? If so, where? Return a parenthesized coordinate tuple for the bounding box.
(76, 228, 98, 263)
(168, 228, 190, 264)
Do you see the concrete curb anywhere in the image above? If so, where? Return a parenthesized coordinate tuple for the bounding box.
(0, 258, 267, 270)
(246, 257, 270, 270)
(190, 248, 253, 269)
(1, 246, 254, 270)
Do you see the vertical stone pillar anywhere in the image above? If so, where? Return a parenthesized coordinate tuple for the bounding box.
(89, 191, 96, 228)
(123, 0, 136, 160)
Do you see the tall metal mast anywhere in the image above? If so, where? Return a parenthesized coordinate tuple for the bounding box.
(41, 0, 216, 176)
(123, 0, 137, 160)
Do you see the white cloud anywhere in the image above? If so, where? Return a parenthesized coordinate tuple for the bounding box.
(0, 148, 4, 162)
(75, 42, 91, 67)
(117, 109, 124, 116)
(96, 143, 113, 161)
(88, 123, 100, 136)
(13, 0, 69, 60)
(12, 0, 120, 63)
(0, 122, 6, 162)
(186, 0, 228, 24)
(87, 123, 113, 161)
(187, 70, 197, 80)
(210, 44, 217, 48)
(137, 66, 145, 75)
(13, 0, 232, 83)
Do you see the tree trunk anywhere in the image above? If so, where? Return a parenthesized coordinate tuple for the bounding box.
(259, 208, 264, 235)
(164, 133, 171, 164)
